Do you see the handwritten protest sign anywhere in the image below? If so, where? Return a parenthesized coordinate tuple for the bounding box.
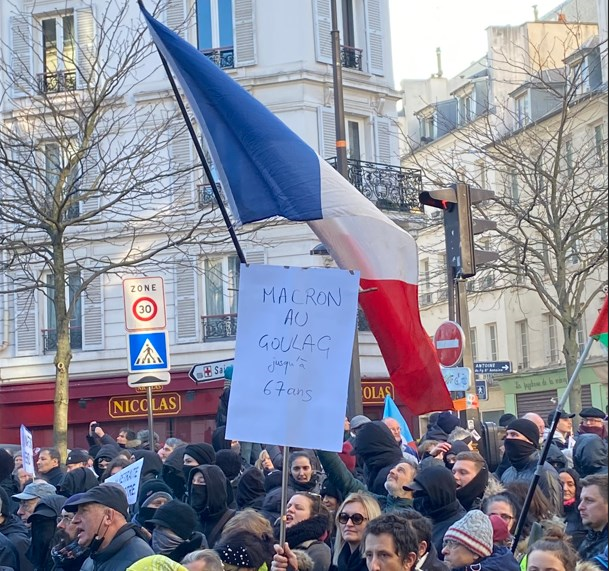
(225, 265, 360, 451)
(105, 458, 143, 504)
(20, 425, 35, 476)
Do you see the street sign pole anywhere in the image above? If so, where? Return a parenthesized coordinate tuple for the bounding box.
(146, 386, 154, 451)
(456, 278, 480, 423)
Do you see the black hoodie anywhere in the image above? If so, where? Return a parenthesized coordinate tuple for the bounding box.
(410, 465, 466, 556)
(573, 433, 608, 477)
(57, 467, 99, 497)
(93, 444, 121, 479)
(131, 450, 163, 483)
(352, 422, 403, 495)
(456, 464, 489, 511)
(162, 445, 187, 500)
(186, 464, 235, 547)
(26, 494, 66, 570)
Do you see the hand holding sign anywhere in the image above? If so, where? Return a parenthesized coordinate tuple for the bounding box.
(225, 265, 360, 452)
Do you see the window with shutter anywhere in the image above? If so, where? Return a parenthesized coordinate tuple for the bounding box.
(314, 0, 332, 64)
(166, 0, 186, 35)
(15, 289, 39, 355)
(75, 8, 95, 90)
(234, 0, 255, 67)
(364, 0, 383, 75)
(44, 273, 82, 353)
(171, 129, 194, 207)
(373, 116, 391, 165)
(81, 145, 101, 214)
(38, 13, 76, 94)
(82, 272, 103, 350)
(10, 14, 33, 98)
(318, 107, 337, 159)
(175, 263, 199, 343)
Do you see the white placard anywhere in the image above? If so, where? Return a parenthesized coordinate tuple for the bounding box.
(225, 265, 360, 452)
(105, 458, 143, 504)
(20, 425, 35, 476)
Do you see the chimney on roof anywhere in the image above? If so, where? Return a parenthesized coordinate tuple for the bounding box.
(533, 4, 539, 21)
(558, 12, 567, 22)
(436, 47, 443, 78)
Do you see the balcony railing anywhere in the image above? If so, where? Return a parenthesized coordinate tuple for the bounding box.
(201, 313, 238, 342)
(357, 308, 371, 332)
(37, 70, 76, 94)
(341, 45, 363, 71)
(327, 158, 422, 212)
(202, 47, 234, 69)
(42, 326, 82, 354)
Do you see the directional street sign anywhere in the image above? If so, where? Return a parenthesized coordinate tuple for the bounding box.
(475, 379, 488, 400)
(433, 321, 465, 367)
(441, 367, 471, 391)
(128, 371, 171, 388)
(474, 361, 512, 374)
(127, 331, 170, 373)
(189, 359, 234, 383)
(123, 277, 167, 331)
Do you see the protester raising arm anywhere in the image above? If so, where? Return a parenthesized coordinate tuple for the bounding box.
(316, 450, 367, 499)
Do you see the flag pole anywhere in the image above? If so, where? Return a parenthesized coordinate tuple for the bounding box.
(140, 0, 247, 265)
(511, 335, 595, 551)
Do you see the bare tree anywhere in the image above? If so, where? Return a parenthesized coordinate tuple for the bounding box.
(401, 22, 608, 415)
(0, 1, 239, 457)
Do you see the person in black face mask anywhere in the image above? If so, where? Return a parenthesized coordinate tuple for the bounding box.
(186, 465, 235, 548)
(499, 418, 563, 515)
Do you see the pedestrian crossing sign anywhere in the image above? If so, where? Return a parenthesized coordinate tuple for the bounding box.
(127, 331, 170, 373)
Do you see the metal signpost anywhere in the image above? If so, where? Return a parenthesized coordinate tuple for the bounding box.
(122, 277, 170, 449)
(433, 320, 465, 367)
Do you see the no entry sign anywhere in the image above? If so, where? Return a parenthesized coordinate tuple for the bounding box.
(433, 320, 465, 367)
(123, 277, 167, 331)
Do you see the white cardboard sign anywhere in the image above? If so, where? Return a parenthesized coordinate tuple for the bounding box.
(225, 265, 360, 452)
(105, 458, 143, 504)
(20, 425, 35, 476)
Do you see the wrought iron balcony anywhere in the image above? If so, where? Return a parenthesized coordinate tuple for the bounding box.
(202, 47, 234, 69)
(201, 313, 238, 342)
(327, 158, 422, 212)
(341, 45, 363, 71)
(37, 70, 76, 94)
(42, 326, 82, 354)
(357, 308, 371, 332)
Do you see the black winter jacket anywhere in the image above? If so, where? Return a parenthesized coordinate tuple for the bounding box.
(0, 513, 31, 571)
(578, 524, 609, 562)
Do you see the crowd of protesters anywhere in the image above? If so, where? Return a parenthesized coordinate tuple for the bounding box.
(0, 373, 607, 571)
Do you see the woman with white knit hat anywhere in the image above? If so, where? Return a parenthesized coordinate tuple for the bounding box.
(441, 510, 520, 570)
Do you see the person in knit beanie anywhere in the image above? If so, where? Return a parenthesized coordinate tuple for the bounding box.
(183, 443, 216, 481)
(500, 418, 563, 515)
(442, 510, 520, 570)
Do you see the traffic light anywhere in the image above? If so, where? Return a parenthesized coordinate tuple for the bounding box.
(419, 183, 497, 278)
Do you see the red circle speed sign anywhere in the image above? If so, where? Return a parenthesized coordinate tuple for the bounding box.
(132, 297, 158, 322)
(433, 321, 465, 367)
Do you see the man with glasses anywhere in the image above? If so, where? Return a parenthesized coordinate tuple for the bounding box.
(12, 481, 56, 526)
(578, 407, 608, 439)
(51, 495, 91, 570)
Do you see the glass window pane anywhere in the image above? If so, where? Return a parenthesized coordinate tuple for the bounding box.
(63, 15, 75, 71)
(69, 273, 82, 328)
(42, 19, 58, 73)
(205, 259, 224, 315)
(227, 256, 240, 313)
(47, 274, 57, 330)
(218, 0, 233, 47)
(197, 0, 213, 49)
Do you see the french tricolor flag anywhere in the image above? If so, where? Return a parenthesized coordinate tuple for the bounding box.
(141, 5, 453, 415)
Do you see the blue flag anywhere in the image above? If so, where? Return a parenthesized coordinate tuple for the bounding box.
(383, 394, 413, 443)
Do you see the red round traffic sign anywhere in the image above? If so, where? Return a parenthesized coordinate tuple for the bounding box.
(132, 297, 158, 322)
(433, 321, 465, 367)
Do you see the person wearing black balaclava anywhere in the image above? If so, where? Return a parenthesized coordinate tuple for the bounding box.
(452, 451, 489, 511)
(236, 467, 266, 511)
(161, 445, 187, 500)
(186, 464, 235, 548)
(403, 464, 466, 557)
(132, 479, 174, 532)
(146, 499, 207, 562)
(500, 418, 563, 515)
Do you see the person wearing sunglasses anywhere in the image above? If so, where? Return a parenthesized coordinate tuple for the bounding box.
(333, 493, 381, 571)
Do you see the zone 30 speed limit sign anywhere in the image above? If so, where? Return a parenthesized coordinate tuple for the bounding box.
(122, 277, 167, 331)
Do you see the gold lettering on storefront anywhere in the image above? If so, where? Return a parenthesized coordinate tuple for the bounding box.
(361, 381, 394, 404)
(109, 393, 181, 418)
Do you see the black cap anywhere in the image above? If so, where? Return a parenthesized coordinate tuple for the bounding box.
(498, 413, 517, 428)
(580, 407, 606, 419)
(66, 449, 90, 465)
(146, 499, 197, 540)
(507, 419, 540, 447)
(63, 483, 129, 519)
(402, 478, 425, 493)
(547, 411, 575, 425)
